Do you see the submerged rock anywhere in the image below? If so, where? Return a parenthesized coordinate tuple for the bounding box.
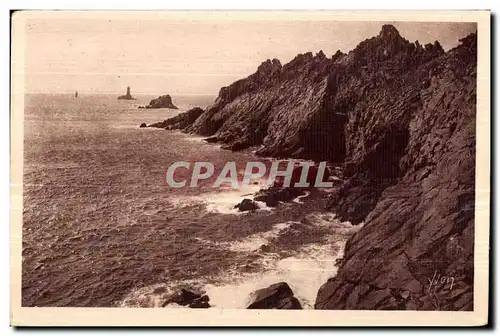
(184, 55, 347, 160)
(246, 282, 302, 309)
(203, 136, 219, 143)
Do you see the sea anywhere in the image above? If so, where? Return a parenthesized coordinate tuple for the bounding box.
(22, 93, 361, 309)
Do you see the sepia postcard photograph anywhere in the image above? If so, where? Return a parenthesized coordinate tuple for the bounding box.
(10, 10, 491, 327)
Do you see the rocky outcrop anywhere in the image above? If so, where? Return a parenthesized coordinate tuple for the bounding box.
(184, 55, 348, 159)
(143, 95, 178, 109)
(139, 123, 147, 128)
(247, 282, 302, 309)
(118, 86, 135, 100)
(147, 107, 204, 130)
(161, 289, 211, 308)
(324, 25, 446, 224)
(253, 186, 305, 207)
(316, 32, 477, 310)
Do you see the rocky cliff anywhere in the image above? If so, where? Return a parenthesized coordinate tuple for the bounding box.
(316, 31, 476, 311)
(183, 25, 477, 310)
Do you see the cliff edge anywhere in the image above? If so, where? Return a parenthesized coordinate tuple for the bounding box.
(180, 25, 477, 311)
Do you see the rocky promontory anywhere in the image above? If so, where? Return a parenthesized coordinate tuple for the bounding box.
(151, 25, 477, 311)
(140, 94, 179, 109)
(118, 86, 136, 100)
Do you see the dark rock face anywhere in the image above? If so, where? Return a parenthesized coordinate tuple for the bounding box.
(316, 33, 477, 311)
(161, 289, 210, 308)
(247, 282, 302, 309)
(144, 24, 475, 311)
(144, 95, 178, 109)
(139, 123, 147, 128)
(148, 107, 204, 130)
(235, 199, 259, 212)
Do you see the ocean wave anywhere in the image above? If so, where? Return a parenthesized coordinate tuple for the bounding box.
(119, 212, 359, 309)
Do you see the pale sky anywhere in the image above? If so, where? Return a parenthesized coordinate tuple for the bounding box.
(23, 15, 476, 95)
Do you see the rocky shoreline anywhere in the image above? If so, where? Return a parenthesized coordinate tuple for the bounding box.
(139, 94, 179, 109)
(146, 25, 477, 310)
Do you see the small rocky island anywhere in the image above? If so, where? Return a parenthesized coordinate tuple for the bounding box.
(117, 86, 136, 100)
(139, 94, 178, 109)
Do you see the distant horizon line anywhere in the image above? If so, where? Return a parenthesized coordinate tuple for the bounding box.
(24, 92, 218, 96)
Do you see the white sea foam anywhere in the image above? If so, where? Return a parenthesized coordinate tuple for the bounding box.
(119, 212, 361, 309)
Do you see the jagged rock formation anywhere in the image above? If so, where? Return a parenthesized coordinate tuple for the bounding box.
(118, 86, 136, 100)
(142, 94, 178, 109)
(147, 107, 204, 130)
(253, 186, 305, 207)
(174, 24, 476, 310)
(316, 32, 476, 311)
(184, 54, 347, 159)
